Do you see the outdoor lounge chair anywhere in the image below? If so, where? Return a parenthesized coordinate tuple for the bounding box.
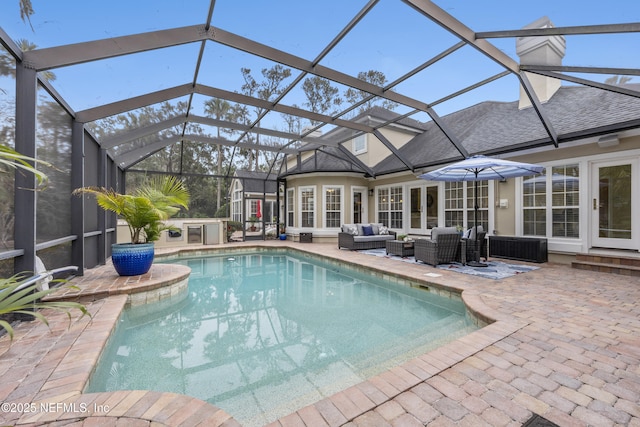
(462, 228, 487, 263)
(414, 227, 461, 266)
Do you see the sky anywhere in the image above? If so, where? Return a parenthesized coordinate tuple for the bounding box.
(1, 0, 639, 131)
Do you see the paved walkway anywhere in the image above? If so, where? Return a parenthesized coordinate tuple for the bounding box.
(1, 241, 639, 426)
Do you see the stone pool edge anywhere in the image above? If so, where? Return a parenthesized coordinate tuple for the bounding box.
(0, 242, 526, 426)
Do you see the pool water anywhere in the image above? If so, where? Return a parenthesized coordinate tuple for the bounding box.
(87, 251, 477, 426)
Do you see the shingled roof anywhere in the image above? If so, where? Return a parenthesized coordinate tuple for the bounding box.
(280, 106, 425, 177)
(373, 84, 640, 175)
(234, 170, 278, 193)
(280, 84, 640, 178)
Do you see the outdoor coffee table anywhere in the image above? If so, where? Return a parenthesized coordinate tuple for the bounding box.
(386, 239, 415, 257)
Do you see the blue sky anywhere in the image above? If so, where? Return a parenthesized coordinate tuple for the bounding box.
(1, 0, 638, 127)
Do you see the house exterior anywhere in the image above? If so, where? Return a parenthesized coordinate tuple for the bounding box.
(230, 170, 279, 236)
(278, 18, 640, 260)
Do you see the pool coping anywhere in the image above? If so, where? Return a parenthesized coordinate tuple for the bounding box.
(0, 242, 526, 426)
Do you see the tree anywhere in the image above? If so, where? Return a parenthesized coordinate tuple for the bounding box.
(605, 75, 633, 86)
(203, 98, 233, 212)
(302, 76, 342, 125)
(240, 65, 292, 170)
(343, 70, 398, 115)
(18, 0, 34, 29)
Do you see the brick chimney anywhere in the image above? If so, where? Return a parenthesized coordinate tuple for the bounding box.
(516, 16, 566, 109)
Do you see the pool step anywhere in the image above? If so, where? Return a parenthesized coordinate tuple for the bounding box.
(572, 253, 640, 277)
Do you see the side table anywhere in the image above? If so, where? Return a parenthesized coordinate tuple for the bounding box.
(385, 239, 415, 257)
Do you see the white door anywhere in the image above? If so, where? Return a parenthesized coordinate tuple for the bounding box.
(591, 159, 637, 249)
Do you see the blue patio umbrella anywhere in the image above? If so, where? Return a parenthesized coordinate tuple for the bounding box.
(418, 155, 544, 266)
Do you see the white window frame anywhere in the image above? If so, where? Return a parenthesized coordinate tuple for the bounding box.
(298, 186, 315, 228)
(323, 185, 344, 229)
(443, 181, 490, 231)
(376, 185, 403, 229)
(520, 163, 581, 239)
(287, 188, 295, 227)
(353, 134, 367, 154)
(232, 184, 243, 222)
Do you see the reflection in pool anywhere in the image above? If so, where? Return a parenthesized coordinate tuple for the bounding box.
(87, 251, 477, 426)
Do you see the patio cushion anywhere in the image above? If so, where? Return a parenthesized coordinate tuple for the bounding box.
(342, 224, 358, 235)
(362, 225, 375, 236)
(465, 225, 484, 239)
(431, 226, 458, 240)
(353, 234, 395, 243)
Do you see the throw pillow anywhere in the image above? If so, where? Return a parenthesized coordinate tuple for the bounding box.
(379, 225, 389, 235)
(362, 225, 374, 236)
(345, 224, 358, 235)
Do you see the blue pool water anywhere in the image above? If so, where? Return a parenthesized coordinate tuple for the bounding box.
(87, 251, 477, 426)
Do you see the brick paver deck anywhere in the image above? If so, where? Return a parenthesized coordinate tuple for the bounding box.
(1, 241, 639, 426)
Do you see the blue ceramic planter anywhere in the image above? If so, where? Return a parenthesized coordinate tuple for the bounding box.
(111, 243, 154, 276)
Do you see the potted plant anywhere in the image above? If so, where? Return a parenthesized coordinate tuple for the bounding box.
(248, 216, 258, 232)
(279, 223, 287, 240)
(73, 176, 190, 276)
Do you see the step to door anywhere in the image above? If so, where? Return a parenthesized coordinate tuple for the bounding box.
(572, 253, 640, 276)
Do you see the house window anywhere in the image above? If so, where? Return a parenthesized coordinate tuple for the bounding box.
(353, 134, 366, 154)
(552, 165, 580, 238)
(300, 187, 315, 228)
(377, 186, 403, 228)
(466, 180, 489, 230)
(444, 181, 488, 230)
(523, 168, 547, 236)
(232, 186, 242, 222)
(324, 186, 343, 228)
(287, 188, 294, 227)
(249, 199, 259, 218)
(523, 165, 580, 238)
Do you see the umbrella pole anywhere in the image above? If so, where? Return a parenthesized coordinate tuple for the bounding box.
(467, 174, 487, 267)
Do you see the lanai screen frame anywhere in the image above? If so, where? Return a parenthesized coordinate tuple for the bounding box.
(0, 1, 639, 276)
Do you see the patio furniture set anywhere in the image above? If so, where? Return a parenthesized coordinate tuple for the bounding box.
(339, 224, 487, 267)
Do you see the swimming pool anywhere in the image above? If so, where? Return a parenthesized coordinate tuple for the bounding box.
(87, 251, 477, 426)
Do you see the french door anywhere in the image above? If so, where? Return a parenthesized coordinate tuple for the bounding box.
(409, 186, 423, 234)
(591, 159, 637, 249)
(409, 185, 438, 234)
(352, 187, 368, 224)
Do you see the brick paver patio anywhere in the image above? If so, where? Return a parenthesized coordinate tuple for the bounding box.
(1, 241, 638, 426)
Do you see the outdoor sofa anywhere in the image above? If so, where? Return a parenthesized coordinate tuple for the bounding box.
(338, 223, 397, 250)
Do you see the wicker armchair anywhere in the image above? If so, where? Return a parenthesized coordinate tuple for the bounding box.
(462, 230, 487, 263)
(415, 228, 462, 266)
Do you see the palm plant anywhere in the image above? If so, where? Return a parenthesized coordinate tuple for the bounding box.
(73, 176, 190, 244)
(0, 274, 89, 339)
(0, 145, 49, 185)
